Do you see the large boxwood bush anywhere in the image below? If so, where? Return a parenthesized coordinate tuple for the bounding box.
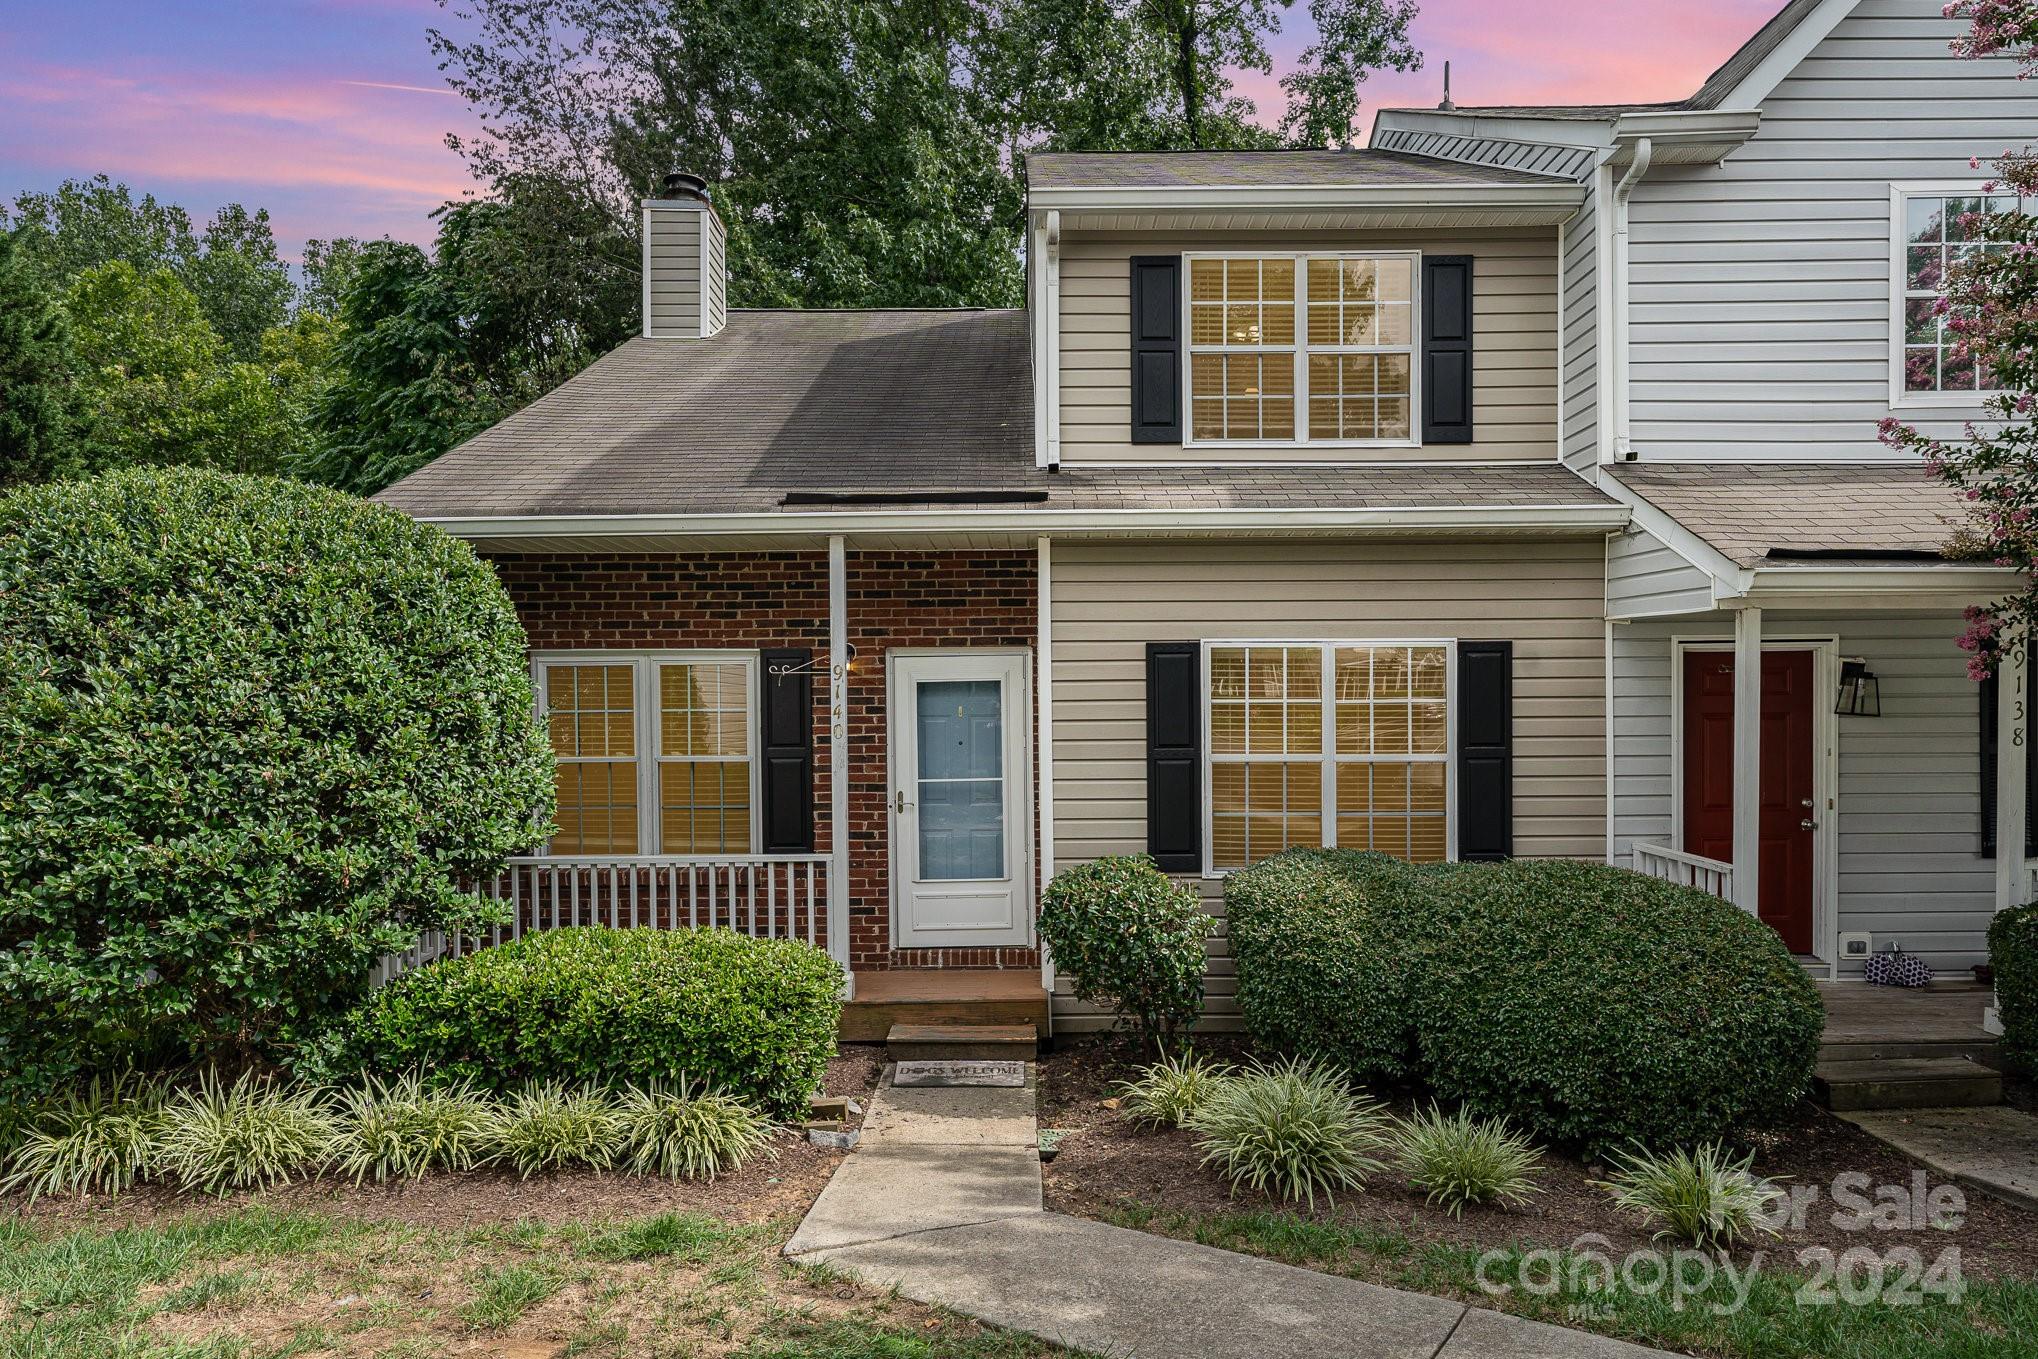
(1989, 902, 2038, 1075)
(1225, 851, 1822, 1150)
(335, 928, 843, 1119)
(0, 468, 553, 1103)
(1412, 860, 1822, 1150)
(1225, 851, 1425, 1083)
(1037, 855, 1211, 1044)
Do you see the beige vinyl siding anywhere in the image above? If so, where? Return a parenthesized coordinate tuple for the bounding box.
(1627, 0, 2026, 460)
(646, 208, 704, 338)
(1609, 611, 1995, 976)
(1048, 537, 1608, 1031)
(1058, 230, 1560, 465)
(1606, 528, 1713, 619)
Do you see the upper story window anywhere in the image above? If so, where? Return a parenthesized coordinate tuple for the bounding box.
(1897, 189, 2018, 401)
(537, 653, 757, 856)
(1187, 253, 1418, 446)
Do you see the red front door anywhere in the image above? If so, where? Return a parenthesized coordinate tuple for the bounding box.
(1682, 649, 1817, 954)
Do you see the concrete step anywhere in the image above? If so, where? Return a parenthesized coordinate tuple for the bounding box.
(888, 1023, 1037, 1063)
(1819, 1038, 2004, 1067)
(1814, 1056, 2004, 1112)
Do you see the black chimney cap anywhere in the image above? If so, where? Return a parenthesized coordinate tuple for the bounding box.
(659, 171, 710, 203)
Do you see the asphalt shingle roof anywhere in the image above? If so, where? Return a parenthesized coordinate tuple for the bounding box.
(1024, 147, 1563, 189)
(374, 305, 1615, 521)
(1611, 463, 1973, 568)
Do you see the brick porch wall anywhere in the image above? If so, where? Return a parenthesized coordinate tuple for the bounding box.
(489, 549, 1038, 972)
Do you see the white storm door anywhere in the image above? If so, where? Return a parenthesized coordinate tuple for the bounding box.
(889, 651, 1031, 948)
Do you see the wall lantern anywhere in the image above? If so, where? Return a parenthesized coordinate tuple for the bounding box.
(1835, 658, 1881, 716)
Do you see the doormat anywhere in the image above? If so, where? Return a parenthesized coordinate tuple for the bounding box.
(893, 1060, 1027, 1088)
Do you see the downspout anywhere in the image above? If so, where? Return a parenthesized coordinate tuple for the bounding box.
(1044, 210, 1062, 469)
(1610, 136, 1652, 463)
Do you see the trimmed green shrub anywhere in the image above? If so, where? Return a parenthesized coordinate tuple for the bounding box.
(0, 467, 553, 1103)
(1037, 855, 1211, 1043)
(1184, 1057, 1392, 1208)
(1224, 850, 1428, 1084)
(1412, 860, 1823, 1151)
(1600, 1141, 1785, 1250)
(1394, 1104, 1542, 1218)
(1989, 903, 2038, 1075)
(1224, 852, 1822, 1151)
(337, 927, 841, 1119)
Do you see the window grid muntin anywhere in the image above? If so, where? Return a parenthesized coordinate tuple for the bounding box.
(1898, 190, 2018, 397)
(534, 652, 759, 857)
(657, 661, 753, 854)
(1332, 645, 1450, 863)
(543, 663, 640, 854)
(1206, 640, 1453, 873)
(1185, 251, 1421, 447)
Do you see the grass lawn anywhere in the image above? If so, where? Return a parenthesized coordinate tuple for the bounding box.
(0, 1202, 1075, 1359)
(1104, 1205, 2038, 1359)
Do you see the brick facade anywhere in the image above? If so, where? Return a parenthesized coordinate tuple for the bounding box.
(489, 549, 1039, 972)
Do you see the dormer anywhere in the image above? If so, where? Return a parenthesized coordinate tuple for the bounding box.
(1024, 149, 1584, 468)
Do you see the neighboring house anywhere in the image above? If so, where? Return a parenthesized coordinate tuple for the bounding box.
(377, 0, 2034, 1033)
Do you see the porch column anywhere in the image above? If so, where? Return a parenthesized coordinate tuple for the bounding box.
(827, 535, 852, 991)
(1037, 535, 1055, 995)
(1731, 606, 1762, 916)
(1995, 626, 2028, 912)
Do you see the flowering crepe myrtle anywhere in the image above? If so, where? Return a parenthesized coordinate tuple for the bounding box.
(1881, 1, 2038, 677)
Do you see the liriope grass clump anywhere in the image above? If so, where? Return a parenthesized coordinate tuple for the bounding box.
(1115, 1048, 1235, 1129)
(615, 1080, 771, 1181)
(1, 1071, 167, 1202)
(154, 1072, 340, 1195)
(1184, 1057, 1392, 1209)
(1394, 1104, 1543, 1218)
(1599, 1142, 1786, 1250)
(491, 1083, 622, 1178)
(328, 1072, 499, 1184)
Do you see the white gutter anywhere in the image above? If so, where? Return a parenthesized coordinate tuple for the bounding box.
(1735, 564, 2022, 599)
(1609, 136, 1652, 464)
(422, 503, 1631, 543)
(1027, 182, 1583, 213)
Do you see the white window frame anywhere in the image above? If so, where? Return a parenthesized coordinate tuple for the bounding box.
(1888, 182, 2018, 410)
(531, 650, 761, 857)
(1182, 250, 1423, 450)
(1198, 638, 1457, 878)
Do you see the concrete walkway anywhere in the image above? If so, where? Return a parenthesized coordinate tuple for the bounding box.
(1838, 1105, 2038, 1210)
(787, 1066, 1679, 1359)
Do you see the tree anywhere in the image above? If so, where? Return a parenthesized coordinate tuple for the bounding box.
(4, 176, 292, 360)
(299, 236, 369, 320)
(0, 467, 554, 1093)
(1879, 1, 2038, 676)
(427, 0, 1422, 313)
(64, 261, 295, 476)
(0, 229, 77, 487)
(301, 240, 510, 495)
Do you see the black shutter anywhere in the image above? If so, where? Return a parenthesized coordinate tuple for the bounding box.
(1422, 255, 1475, 445)
(1457, 640, 1512, 862)
(758, 648, 815, 853)
(1130, 255, 1183, 444)
(1979, 639, 2038, 857)
(1146, 641, 1202, 872)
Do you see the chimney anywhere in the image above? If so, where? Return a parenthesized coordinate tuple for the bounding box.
(641, 171, 726, 338)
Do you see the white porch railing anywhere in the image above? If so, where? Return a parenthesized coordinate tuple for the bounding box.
(370, 854, 832, 989)
(1629, 842, 1734, 900)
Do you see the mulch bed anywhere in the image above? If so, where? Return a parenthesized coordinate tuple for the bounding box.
(1037, 1034, 2038, 1281)
(5, 1050, 888, 1237)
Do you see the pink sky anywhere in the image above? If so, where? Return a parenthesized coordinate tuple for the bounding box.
(0, 0, 1785, 260)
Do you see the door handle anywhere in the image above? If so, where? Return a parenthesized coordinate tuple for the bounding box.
(1800, 818, 1818, 831)
(895, 790, 912, 814)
